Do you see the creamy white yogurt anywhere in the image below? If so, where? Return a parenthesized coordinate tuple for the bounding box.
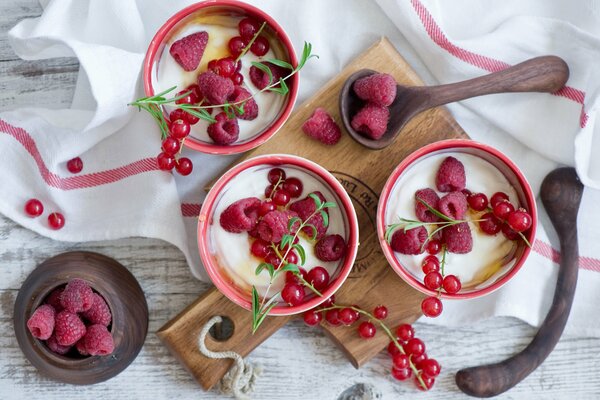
(385, 152, 520, 288)
(153, 19, 285, 143)
(210, 165, 347, 298)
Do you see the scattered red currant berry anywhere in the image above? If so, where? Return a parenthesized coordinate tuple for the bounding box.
(176, 157, 193, 176)
(387, 341, 401, 356)
(490, 191, 509, 207)
(420, 358, 441, 378)
(492, 201, 515, 220)
(423, 272, 443, 290)
(169, 119, 191, 139)
(161, 137, 180, 155)
(404, 338, 425, 356)
(338, 307, 359, 325)
(228, 36, 247, 57)
(325, 309, 341, 326)
(66, 157, 83, 174)
(395, 324, 414, 342)
(303, 309, 322, 326)
(175, 89, 199, 105)
(507, 209, 532, 232)
(467, 192, 488, 211)
(392, 353, 409, 370)
(321, 295, 335, 308)
(357, 321, 376, 339)
(48, 212, 65, 230)
(307, 266, 330, 291)
(373, 305, 388, 320)
(281, 282, 305, 306)
(170, 108, 199, 125)
(238, 18, 261, 40)
(282, 177, 303, 198)
(157, 152, 175, 171)
(479, 212, 502, 235)
(251, 239, 270, 258)
(426, 240, 442, 255)
(258, 201, 275, 217)
(442, 275, 461, 294)
(421, 255, 440, 274)
(216, 57, 236, 78)
(415, 374, 435, 391)
(421, 297, 443, 317)
(391, 367, 412, 381)
(267, 168, 286, 184)
(24, 199, 44, 217)
(502, 223, 519, 240)
(231, 72, 244, 86)
(272, 190, 291, 206)
(250, 36, 270, 56)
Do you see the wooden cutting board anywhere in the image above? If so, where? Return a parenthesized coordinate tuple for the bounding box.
(157, 37, 468, 391)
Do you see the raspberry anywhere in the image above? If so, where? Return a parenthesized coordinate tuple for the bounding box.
(197, 71, 235, 105)
(46, 334, 71, 355)
(81, 293, 112, 326)
(169, 31, 208, 71)
(301, 108, 342, 145)
(353, 73, 397, 106)
(350, 103, 389, 140)
(438, 192, 467, 220)
(228, 86, 259, 120)
(60, 279, 94, 313)
(75, 339, 89, 356)
(26, 304, 55, 340)
(443, 222, 473, 254)
(208, 112, 240, 145)
(390, 227, 427, 255)
(289, 192, 329, 240)
(219, 197, 261, 233)
(54, 310, 86, 346)
(315, 234, 347, 262)
(83, 325, 114, 356)
(45, 287, 64, 312)
(436, 156, 466, 192)
(415, 189, 440, 223)
(256, 210, 298, 243)
(249, 62, 290, 90)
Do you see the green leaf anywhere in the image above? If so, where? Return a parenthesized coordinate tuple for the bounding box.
(308, 193, 323, 208)
(304, 223, 318, 241)
(223, 103, 236, 119)
(265, 58, 293, 70)
(255, 262, 275, 278)
(288, 216, 302, 231)
(251, 286, 260, 329)
(253, 299, 278, 333)
(280, 234, 293, 250)
(251, 61, 274, 86)
(322, 201, 337, 209)
(293, 243, 306, 265)
(268, 78, 289, 95)
(233, 102, 245, 115)
(179, 106, 216, 123)
(279, 263, 300, 274)
(320, 210, 329, 228)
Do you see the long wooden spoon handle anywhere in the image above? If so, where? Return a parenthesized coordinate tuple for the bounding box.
(455, 168, 583, 397)
(424, 56, 569, 108)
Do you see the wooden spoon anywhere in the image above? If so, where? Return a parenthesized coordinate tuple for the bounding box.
(339, 56, 569, 149)
(455, 167, 583, 397)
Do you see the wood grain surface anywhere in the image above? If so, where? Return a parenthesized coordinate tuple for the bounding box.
(1, 2, 599, 399)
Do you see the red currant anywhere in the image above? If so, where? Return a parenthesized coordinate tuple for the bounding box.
(415, 374, 435, 391)
(391, 367, 412, 381)
(281, 282, 305, 306)
(161, 137, 180, 155)
(411, 352, 428, 367)
(423, 272, 442, 290)
(238, 18, 261, 40)
(265, 253, 282, 269)
(66, 157, 83, 174)
(392, 353, 409, 370)
(404, 338, 425, 356)
(421, 296, 443, 317)
(285, 267, 307, 284)
(231, 72, 244, 86)
(264, 184, 275, 198)
(442, 275, 461, 294)
(24, 199, 44, 217)
(426, 240, 441, 255)
(325, 309, 341, 326)
(228, 36, 247, 57)
(490, 191, 510, 207)
(492, 201, 515, 220)
(250, 36, 270, 56)
(48, 212, 65, 230)
(207, 59, 218, 73)
(321, 295, 335, 308)
(502, 223, 519, 240)
(258, 201, 275, 217)
(479, 212, 502, 235)
(420, 358, 441, 378)
(169, 119, 191, 139)
(388, 341, 401, 356)
(272, 190, 291, 206)
(373, 305, 388, 320)
(216, 57, 236, 78)
(303, 309, 322, 326)
(395, 324, 414, 342)
(157, 152, 175, 171)
(251, 239, 270, 258)
(421, 255, 440, 274)
(285, 251, 298, 265)
(170, 109, 199, 125)
(307, 266, 330, 291)
(175, 157, 193, 176)
(187, 84, 202, 99)
(282, 177, 303, 198)
(467, 192, 488, 211)
(358, 321, 376, 339)
(267, 168, 286, 184)
(175, 89, 199, 105)
(338, 307, 359, 325)
(507, 209, 532, 232)
(235, 60, 243, 72)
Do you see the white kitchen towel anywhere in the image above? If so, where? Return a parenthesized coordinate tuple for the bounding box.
(2, 0, 600, 336)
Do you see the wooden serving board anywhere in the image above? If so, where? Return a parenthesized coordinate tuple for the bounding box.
(157, 37, 467, 391)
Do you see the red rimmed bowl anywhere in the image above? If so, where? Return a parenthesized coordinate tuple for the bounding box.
(198, 154, 359, 315)
(143, 0, 299, 155)
(377, 139, 537, 300)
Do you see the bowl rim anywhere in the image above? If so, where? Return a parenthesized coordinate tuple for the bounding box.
(197, 154, 359, 315)
(376, 139, 537, 300)
(142, 0, 299, 155)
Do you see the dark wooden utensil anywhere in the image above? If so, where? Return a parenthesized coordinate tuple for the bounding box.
(340, 56, 569, 149)
(455, 167, 583, 397)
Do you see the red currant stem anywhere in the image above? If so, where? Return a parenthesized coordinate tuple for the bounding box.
(437, 245, 448, 296)
(297, 274, 323, 297)
(485, 205, 532, 248)
(268, 176, 285, 200)
(235, 22, 267, 63)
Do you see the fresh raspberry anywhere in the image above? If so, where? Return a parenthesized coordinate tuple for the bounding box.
(219, 197, 261, 233)
(228, 86, 258, 120)
(75, 339, 89, 356)
(289, 192, 329, 240)
(257, 210, 299, 243)
(197, 71, 235, 105)
(81, 293, 112, 326)
(169, 31, 209, 71)
(207, 112, 240, 145)
(390, 227, 427, 255)
(249, 62, 290, 90)
(350, 103, 389, 140)
(443, 222, 473, 254)
(436, 156, 466, 192)
(315, 234, 346, 261)
(415, 189, 440, 223)
(60, 279, 94, 313)
(353, 73, 397, 106)
(26, 304, 55, 340)
(301, 108, 342, 145)
(45, 287, 64, 312)
(438, 192, 468, 220)
(54, 310, 86, 346)
(46, 334, 71, 355)
(83, 324, 114, 356)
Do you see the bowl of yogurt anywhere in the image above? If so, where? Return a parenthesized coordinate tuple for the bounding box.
(143, 1, 299, 154)
(377, 139, 537, 300)
(198, 154, 359, 315)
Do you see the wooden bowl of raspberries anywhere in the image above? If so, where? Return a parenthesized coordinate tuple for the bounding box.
(13, 251, 148, 385)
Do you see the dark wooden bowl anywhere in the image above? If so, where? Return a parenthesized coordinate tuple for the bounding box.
(13, 251, 149, 385)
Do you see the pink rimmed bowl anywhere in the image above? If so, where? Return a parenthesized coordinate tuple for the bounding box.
(143, 0, 299, 155)
(377, 139, 537, 300)
(198, 154, 359, 315)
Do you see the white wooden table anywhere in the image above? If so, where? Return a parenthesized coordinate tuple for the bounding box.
(1, 2, 599, 399)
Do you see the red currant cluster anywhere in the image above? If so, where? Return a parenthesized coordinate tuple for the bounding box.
(419, 249, 461, 318)
(156, 108, 194, 175)
(24, 199, 65, 230)
(471, 191, 533, 238)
